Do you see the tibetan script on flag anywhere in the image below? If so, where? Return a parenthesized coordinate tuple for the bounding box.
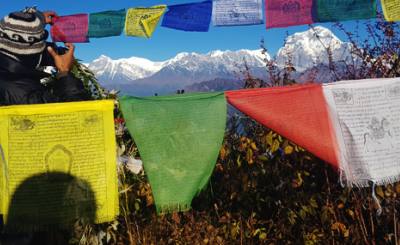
(323, 78, 400, 187)
(161, 1, 212, 32)
(381, 0, 400, 22)
(316, 0, 376, 22)
(88, 9, 126, 38)
(125, 5, 166, 38)
(212, 0, 263, 26)
(0, 100, 118, 231)
(265, 0, 314, 28)
(51, 14, 89, 43)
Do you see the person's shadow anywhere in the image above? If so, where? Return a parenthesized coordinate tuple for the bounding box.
(1, 172, 96, 245)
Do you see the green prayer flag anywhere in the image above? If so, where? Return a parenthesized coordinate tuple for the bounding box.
(120, 93, 227, 214)
(88, 9, 126, 38)
(316, 0, 376, 22)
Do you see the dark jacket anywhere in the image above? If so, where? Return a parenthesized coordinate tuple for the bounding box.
(0, 53, 90, 106)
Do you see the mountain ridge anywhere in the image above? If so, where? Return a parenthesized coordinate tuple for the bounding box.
(88, 26, 355, 95)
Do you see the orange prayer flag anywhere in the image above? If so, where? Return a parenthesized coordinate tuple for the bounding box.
(226, 84, 339, 168)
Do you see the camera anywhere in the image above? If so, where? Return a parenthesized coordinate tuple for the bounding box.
(41, 42, 68, 67)
(46, 42, 68, 55)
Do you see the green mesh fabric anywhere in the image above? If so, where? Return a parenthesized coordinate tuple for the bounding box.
(120, 92, 226, 214)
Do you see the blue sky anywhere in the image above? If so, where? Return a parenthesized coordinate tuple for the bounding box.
(0, 1, 379, 63)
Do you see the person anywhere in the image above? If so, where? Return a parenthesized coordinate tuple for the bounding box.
(0, 7, 90, 106)
(0, 8, 91, 244)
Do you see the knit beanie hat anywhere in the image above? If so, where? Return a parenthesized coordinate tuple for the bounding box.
(0, 7, 48, 56)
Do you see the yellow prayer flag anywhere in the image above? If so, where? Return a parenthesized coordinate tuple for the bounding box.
(125, 5, 166, 38)
(0, 100, 118, 231)
(381, 0, 400, 21)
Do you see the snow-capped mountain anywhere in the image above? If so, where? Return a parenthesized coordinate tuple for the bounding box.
(89, 55, 165, 83)
(87, 26, 355, 95)
(89, 49, 269, 95)
(133, 49, 268, 87)
(276, 26, 354, 72)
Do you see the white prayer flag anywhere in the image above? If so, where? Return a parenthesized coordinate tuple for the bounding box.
(212, 0, 263, 26)
(323, 78, 400, 187)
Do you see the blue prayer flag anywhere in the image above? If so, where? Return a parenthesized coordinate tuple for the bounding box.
(161, 1, 212, 32)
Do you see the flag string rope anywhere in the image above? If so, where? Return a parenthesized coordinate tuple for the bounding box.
(49, 0, 394, 42)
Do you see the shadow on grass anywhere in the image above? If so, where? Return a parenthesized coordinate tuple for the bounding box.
(1, 172, 96, 245)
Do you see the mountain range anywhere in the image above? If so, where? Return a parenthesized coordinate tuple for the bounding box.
(87, 26, 356, 96)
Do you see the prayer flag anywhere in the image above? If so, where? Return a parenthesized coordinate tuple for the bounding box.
(265, 0, 315, 28)
(120, 93, 226, 214)
(227, 78, 400, 188)
(212, 0, 263, 26)
(125, 5, 166, 38)
(0, 100, 118, 231)
(381, 0, 400, 22)
(51, 14, 89, 43)
(88, 9, 126, 38)
(323, 78, 400, 187)
(225, 84, 339, 167)
(316, 0, 376, 22)
(161, 1, 212, 32)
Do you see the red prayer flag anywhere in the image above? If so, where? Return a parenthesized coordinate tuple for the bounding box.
(265, 0, 314, 29)
(51, 14, 89, 43)
(226, 84, 339, 168)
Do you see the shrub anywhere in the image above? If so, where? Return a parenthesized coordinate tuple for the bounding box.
(71, 15, 400, 244)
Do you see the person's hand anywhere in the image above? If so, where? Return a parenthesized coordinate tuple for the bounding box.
(42, 11, 58, 25)
(47, 43, 75, 73)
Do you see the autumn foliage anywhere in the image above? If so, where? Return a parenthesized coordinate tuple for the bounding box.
(70, 15, 400, 245)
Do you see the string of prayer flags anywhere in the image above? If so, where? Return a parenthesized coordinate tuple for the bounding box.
(88, 9, 126, 38)
(225, 84, 339, 167)
(265, 0, 315, 28)
(51, 14, 89, 43)
(120, 93, 227, 214)
(0, 100, 119, 231)
(315, 0, 376, 22)
(45, 1, 397, 38)
(323, 78, 400, 187)
(381, 0, 400, 21)
(212, 0, 263, 26)
(125, 5, 166, 38)
(226, 78, 400, 188)
(161, 1, 212, 32)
